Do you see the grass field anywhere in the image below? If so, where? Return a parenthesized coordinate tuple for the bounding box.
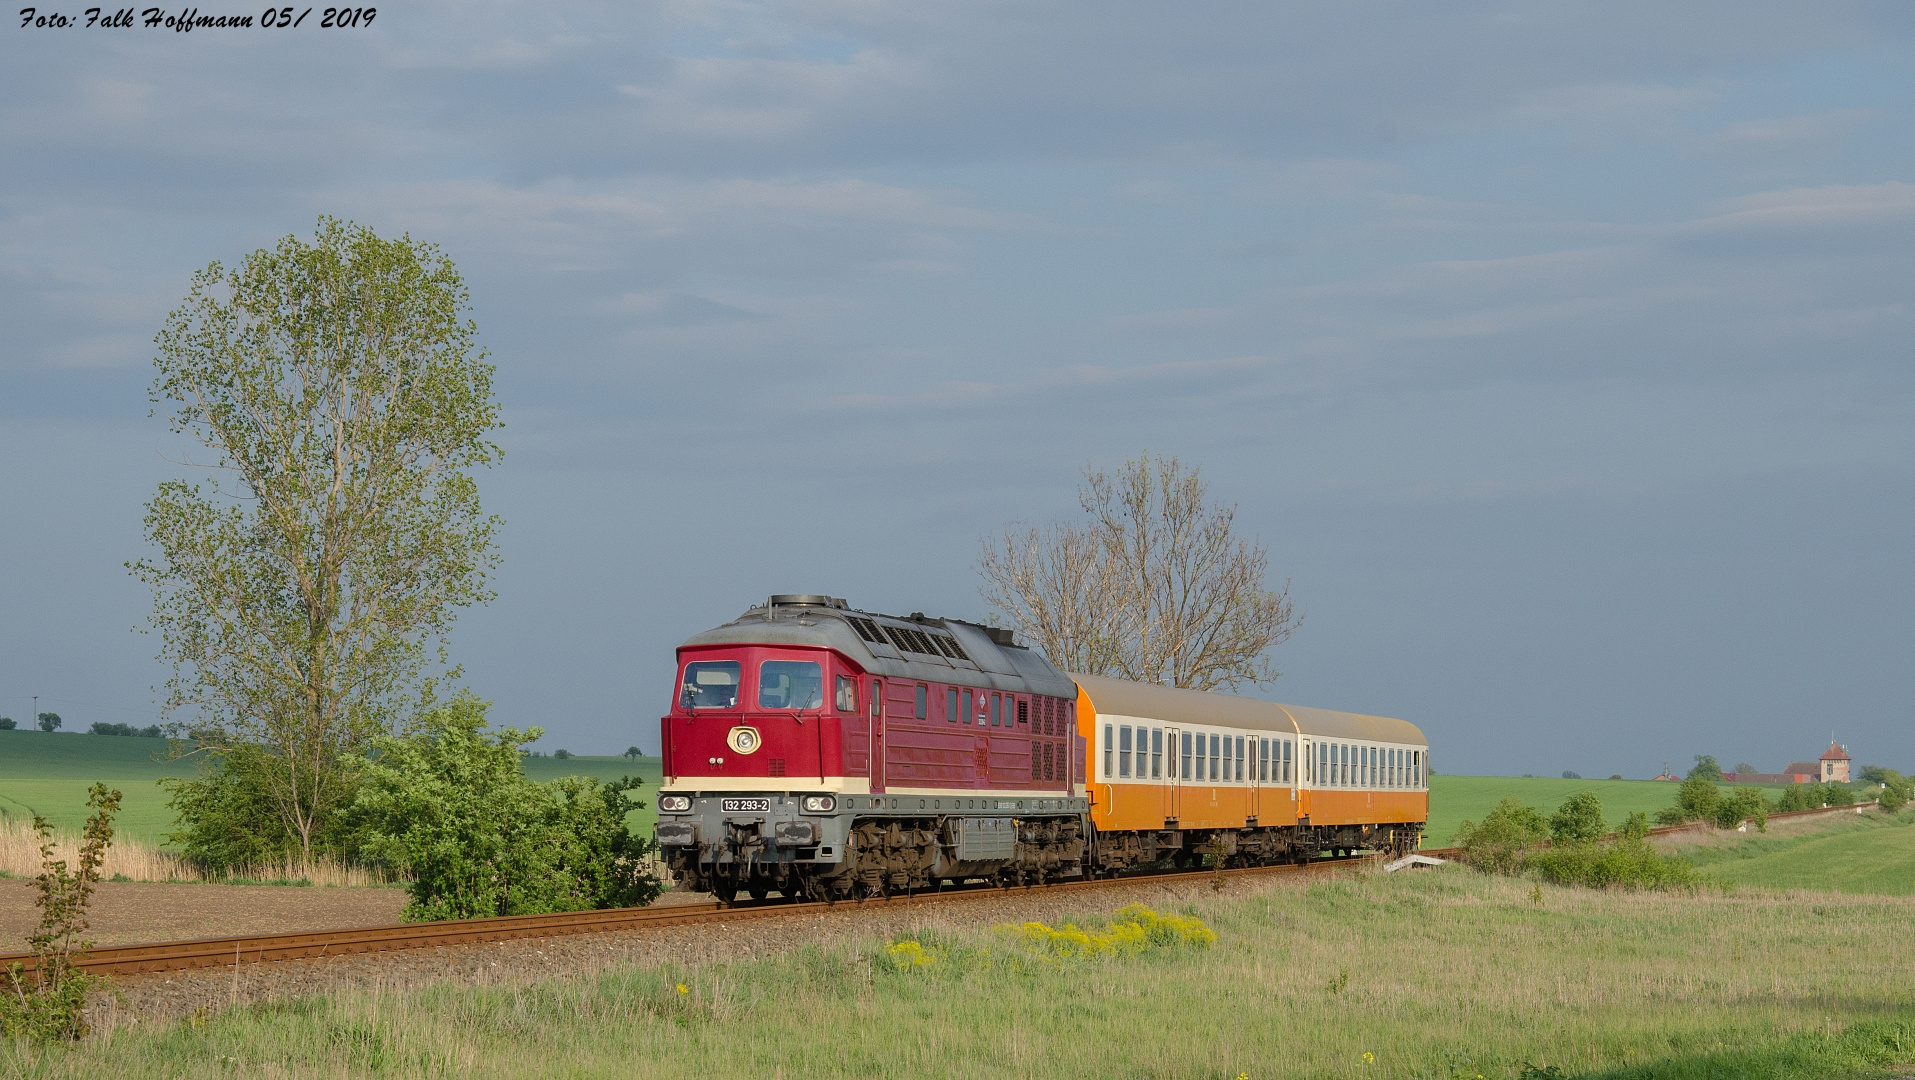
(11, 866, 1915, 1078)
(1678, 808, 1915, 895)
(0, 729, 662, 848)
(1424, 774, 1694, 845)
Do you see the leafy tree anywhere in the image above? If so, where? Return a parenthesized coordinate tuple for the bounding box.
(1687, 755, 1724, 782)
(0, 717, 14, 730)
(1734, 762, 1758, 776)
(0, 784, 120, 1042)
(979, 454, 1299, 690)
(37, 712, 61, 732)
(623, 746, 642, 761)
(1451, 796, 1547, 875)
(1719, 787, 1768, 831)
(89, 722, 165, 737)
(1561, 770, 1581, 779)
(163, 743, 366, 872)
(553, 748, 572, 760)
(1548, 791, 1606, 845)
(1656, 776, 1723, 825)
(1618, 811, 1649, 839)
(1859, 764, 1895, 784)
(355, 696, 659, 921)
(130, 218, 501, 864)
(1880, 774, 1910, 813)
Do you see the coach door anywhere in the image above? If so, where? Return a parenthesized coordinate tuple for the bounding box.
(1248, 736, 1261, 823)
(1164, 726, 1180, 823)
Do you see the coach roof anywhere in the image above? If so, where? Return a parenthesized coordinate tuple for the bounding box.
(1071, 673, 1425, 747)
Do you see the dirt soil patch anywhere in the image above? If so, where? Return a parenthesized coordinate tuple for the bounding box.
(0, 880, 410, 950)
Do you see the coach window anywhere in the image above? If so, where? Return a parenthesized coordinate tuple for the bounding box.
(1236, 737, 1246, 782)
(1103, 723, 1114, 778)
(1133, 730, 1147, 778)
(947, 688, 958, 723)
(1414, 750, 1422, 787)
(1257, 739, 1267, 783)
(1119, 726, 1133, 778)
(1221, 736, 1232, 784)
(1284, 740, 1294, 784)
(1151, 728, 1163, 779)
(961, 689, 973, 725)
(1180, 731, 1192, 780)
(1210, 734, 1221, 781)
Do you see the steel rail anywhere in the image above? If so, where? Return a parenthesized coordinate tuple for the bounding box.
(0, 857, 1363, 978)
(0, 801, 1871, 978)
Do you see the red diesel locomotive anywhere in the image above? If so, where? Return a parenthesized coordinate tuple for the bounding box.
(654, 595, 1427, 902)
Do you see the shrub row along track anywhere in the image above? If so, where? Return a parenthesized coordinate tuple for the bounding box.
(1418, 800, 1873, 859)
(0, 855, 1368, 978)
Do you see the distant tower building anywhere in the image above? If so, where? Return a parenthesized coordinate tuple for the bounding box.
(1819, 742, 1851, 783)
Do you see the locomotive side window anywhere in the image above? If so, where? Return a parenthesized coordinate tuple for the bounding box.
(871, 679, 882, 720)
(961, 689, 972, 725)
(1151, 728, 1163, 779)
(835, 676, 856, 713)
(1103, 723, 1114, 778)
(991, 693, 1002, 727)
(680, 661, 741, 709)
(758, 661, 822, 709)
(1119, 726, 1132, 778)
(916, 684, 928, 720)
(947, 688, 958, 723)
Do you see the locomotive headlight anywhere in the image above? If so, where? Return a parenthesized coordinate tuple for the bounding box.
(659, 795, 692, 813)
(801, 795, 836, 813)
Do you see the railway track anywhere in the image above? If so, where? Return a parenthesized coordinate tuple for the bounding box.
(1, 801, 1868, 979)
(0, 854, 1366, 978)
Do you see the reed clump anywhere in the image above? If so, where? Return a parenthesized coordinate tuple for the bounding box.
(0, 817, 393, 887)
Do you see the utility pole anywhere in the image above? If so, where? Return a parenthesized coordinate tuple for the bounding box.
(32, 695, 38, 731)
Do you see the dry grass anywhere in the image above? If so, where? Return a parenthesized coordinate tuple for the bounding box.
(0, 817, 389, 888)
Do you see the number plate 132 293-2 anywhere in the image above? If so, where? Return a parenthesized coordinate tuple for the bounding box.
(722, 798, 770, 813)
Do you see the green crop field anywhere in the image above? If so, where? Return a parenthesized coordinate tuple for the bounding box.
(0, 729, 663, 847)
(1425, 774, 1692, 846)
(20, 867, 1915, 1078)
(1679, 808, 1915, 895)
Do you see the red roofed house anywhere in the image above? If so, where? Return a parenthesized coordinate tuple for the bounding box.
(1818, 742, 1851, 783)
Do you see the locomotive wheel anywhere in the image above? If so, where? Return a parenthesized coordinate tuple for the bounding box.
(747, 883, 770, 902)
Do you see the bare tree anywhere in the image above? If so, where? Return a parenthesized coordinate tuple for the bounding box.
(130, 218, 501, 864)
(979, 455, 1298, 691)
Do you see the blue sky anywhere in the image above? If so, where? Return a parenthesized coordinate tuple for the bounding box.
(2, 2, 1911, 776)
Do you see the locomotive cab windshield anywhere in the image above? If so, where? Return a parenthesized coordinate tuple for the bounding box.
(758, 660, 823, 709)
(680, 660, 741, 709)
